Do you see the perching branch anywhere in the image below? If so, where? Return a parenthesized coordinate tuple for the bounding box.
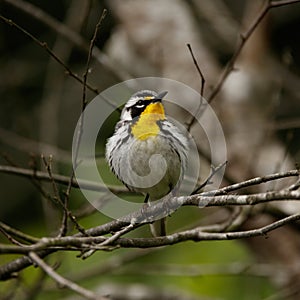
(1, 203, 300, 255)
(1, 1, 300, 298)
(1, 173, 300, 280)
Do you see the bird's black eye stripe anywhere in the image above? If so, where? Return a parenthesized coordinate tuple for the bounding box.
(130, 99, 152, 119)
(135, 99, 152, 108)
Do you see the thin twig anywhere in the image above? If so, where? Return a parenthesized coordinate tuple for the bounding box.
(82, 8, 107, 109)
(28, 252, 106, 300)
(1, 187, 300, 279)
(1, 11, 120, 112)
(201, 207, 243, 233)
(0, 221, 39, 244)
(41, 155, 63, 206)
(187, 44, 205, 97)
(192, 161, 227, 195)
(80, 223, 134, 259)
(3, 0, 132, 82)
(100, 223, 134, 247)
(66, 9, 107, 238)
(0, 227, 24, 246)
(41, 155, 88, 236)
(1, 210, 300, 254)
(6, 163, 295, 196)
(186, 43, 206, 131)
(73, 8, 107, 169)
(207, 0, 300, 103)
(0, 164, 128, 193)
(30, 156, 55, 203)
(59, 168, 75, 237)
(206, 169, 300, 196)
(0, 15, 100, 95)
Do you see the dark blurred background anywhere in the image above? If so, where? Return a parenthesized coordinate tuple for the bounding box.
(1, 0, 300, 299)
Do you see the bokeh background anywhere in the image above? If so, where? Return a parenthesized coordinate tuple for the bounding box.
(1, 0, 300, 299)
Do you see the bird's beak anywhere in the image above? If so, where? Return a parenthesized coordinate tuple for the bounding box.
(154, 91, 168, 102)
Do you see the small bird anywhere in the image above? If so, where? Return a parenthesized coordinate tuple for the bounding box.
(106, 90, 188, 236)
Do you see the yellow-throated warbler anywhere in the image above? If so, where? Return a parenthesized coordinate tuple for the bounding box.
(106, 90, 188, 236)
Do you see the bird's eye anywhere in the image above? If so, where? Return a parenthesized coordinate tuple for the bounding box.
(134, 100, 145, 108)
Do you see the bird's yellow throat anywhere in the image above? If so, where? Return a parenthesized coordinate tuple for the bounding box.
(131, 102, 165, 140)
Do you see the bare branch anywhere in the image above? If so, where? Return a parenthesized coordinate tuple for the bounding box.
(207, 0, 300, 103)
(73, 8, 108, 169)
(2, 0, 132, 81)
(60, 9, 107, 237)
(0, 227, 24, 247)
(186, 43, 206, 131)
(208, 169, 300, 196)
(0, 164, 128, 193)
(186, 43, 205, 98)
(28, 252, 106, 300)
(0, 15, 100, 95)
(41, 155, 63, 206)
(82, 9, 107, 109)
(0, 221, 39, 244)
(1, 1, 300, 292)
(80, 223, 134, 259)
(2, 167, 297, 197)
(41, 156, 88, 236)
(1, 209, 300, 255)
(1, 185, 300, 279)
(192, 161, 227, 195)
